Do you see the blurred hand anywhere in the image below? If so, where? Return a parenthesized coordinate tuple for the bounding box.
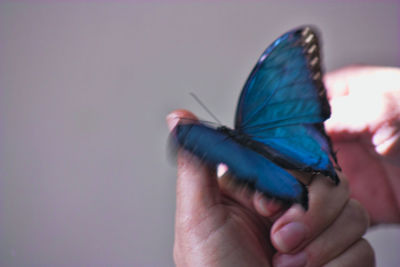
(167, 110, 374, 267)
(325, 66, 400, 225)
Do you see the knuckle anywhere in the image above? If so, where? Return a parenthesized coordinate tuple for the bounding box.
(321, 238, 375, 267)
(347, 199, 370, 232)
(338, 174, 350, 198)
(359, 238, 376, 267)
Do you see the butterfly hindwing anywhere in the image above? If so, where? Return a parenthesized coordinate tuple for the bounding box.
(173, 123, 308, 207)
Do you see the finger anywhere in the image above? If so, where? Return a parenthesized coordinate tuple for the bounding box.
(324, 67, 351, 98)
(167, 110, 221, 223)
(323, 66, 372, 139)
(305, 199, 369, 266)
(323, 238, 375, 267)
(216, 161, 282, 215)
(324, 65, 378, 99)
(253, 172, 314, 219)
(325, 66, 400, 141)
(217, 168, 286, 217)
(270, 172, 350, 253)
(253, 192, 285, 218)
(272, 199, 369, 267)
(325, 95, 370, 139)
(325, 66, 400, 99)
(217, 171, 256, 210)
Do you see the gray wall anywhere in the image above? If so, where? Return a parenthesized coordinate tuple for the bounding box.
(0, 1, 399, 266)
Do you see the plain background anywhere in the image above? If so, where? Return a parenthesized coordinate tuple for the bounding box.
(1, 1, 399, 266)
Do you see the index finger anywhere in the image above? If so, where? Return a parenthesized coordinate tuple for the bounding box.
(167, 110, 222, 224)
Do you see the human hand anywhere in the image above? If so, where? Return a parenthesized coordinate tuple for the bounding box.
(167, 109, 374, 267)
(325, 66, 400, 225)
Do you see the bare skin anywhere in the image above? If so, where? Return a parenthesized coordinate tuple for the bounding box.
(325, 66, 400, 225)
(167, 65, 400, 266)
(168, 109, 373, 267)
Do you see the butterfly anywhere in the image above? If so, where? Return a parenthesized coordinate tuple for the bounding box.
(171, 26, 340, 209)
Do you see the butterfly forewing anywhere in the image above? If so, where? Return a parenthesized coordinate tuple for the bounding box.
(234, 26, 338, 182)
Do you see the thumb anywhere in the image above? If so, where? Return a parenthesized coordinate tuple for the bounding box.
(167, 110, 221, 222)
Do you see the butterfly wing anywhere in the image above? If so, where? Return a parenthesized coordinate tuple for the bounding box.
(235, 26, 339, 183)
(172, 123, 308, 208)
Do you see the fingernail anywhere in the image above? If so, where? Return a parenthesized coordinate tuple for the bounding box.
(273, 222, 307, 252)
(217, 163, 228, 177)
(373, 126, 400, 155)
(257, 196, 281, 217)
(273, 252, 307, 267)
(372, 125, 395, 146)
(166, 113, 180, 131)
(375, 134, 398, 155)
(258, 196, 272, 216)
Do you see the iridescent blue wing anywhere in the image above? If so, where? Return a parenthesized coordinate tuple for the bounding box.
(172, 123, 308, 208)
(235, 26, 339, 182)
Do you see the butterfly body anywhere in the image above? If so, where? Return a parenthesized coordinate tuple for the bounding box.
(217, 126, 252, 146)
(172, 26, 340, 209)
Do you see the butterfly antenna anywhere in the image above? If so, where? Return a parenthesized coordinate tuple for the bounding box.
(190, 92, 222, 125)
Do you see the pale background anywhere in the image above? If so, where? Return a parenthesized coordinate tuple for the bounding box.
(0, 1, 399, 266)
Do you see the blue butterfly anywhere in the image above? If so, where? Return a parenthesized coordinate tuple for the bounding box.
(171, 26, 340, 209)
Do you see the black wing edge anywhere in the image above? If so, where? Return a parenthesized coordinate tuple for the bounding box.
(297, 26, 342, 184)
